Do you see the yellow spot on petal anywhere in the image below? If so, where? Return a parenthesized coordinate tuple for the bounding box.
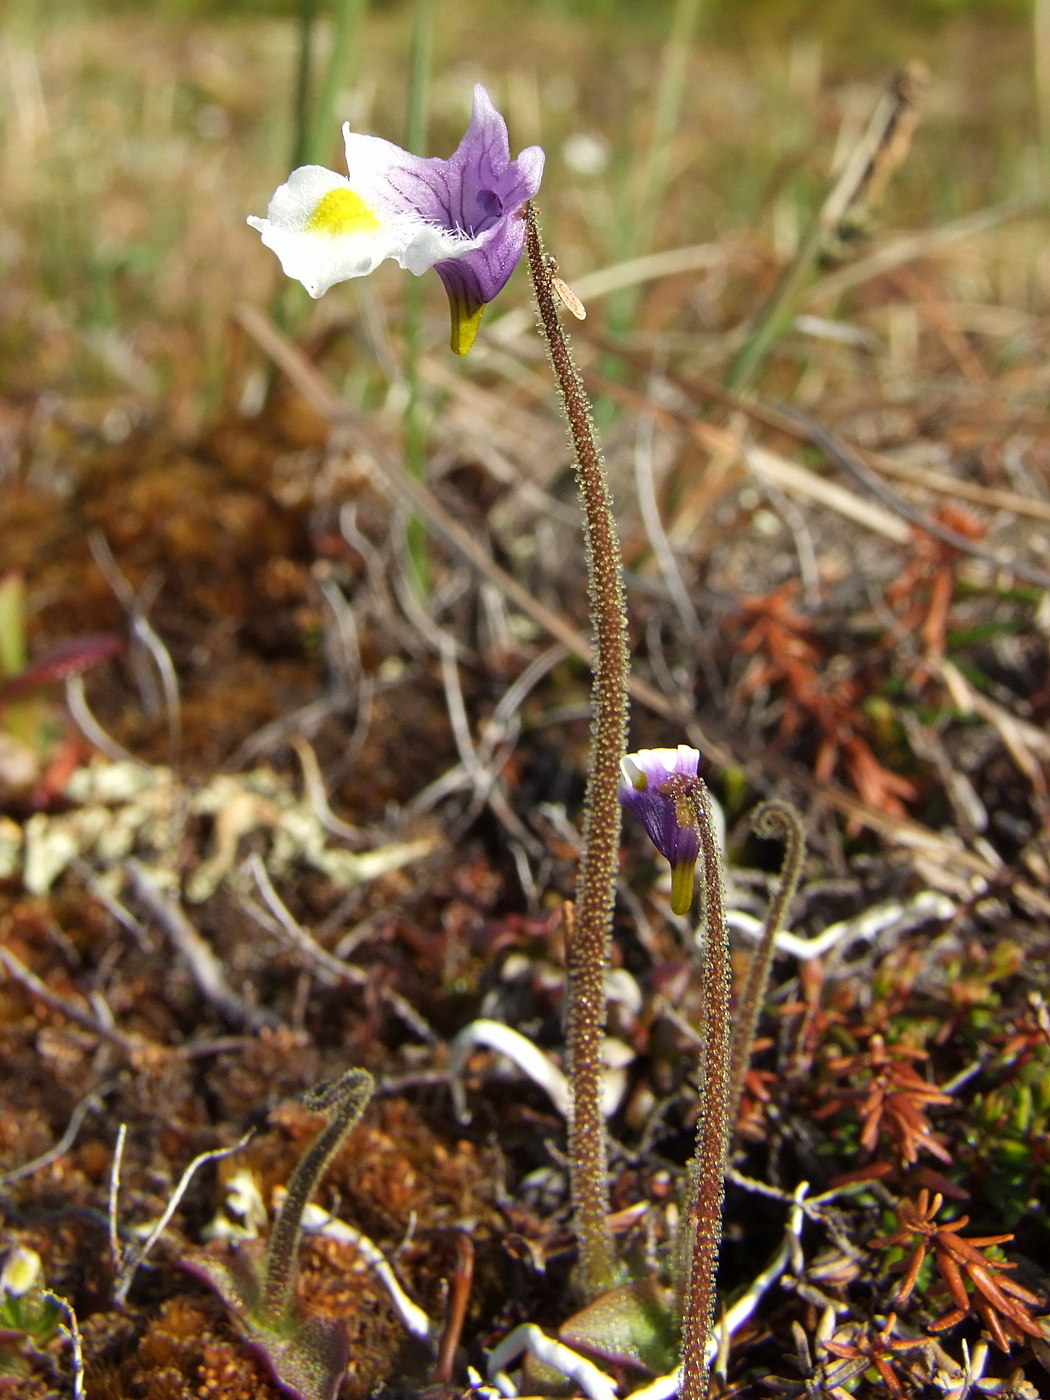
(449, 300, 485, 355)
(670, 860, 696, 916)
(306, 187, 381, 235)
(623, 758, 647, 791)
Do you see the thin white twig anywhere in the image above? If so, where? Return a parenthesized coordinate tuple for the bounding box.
(318, 576, 361, 691)
(108, 1124, 127, 1276)
(807, 195, 1040, 306)
(241, 854, 437, 1044)
(244, 852, 366, 987)
(745, 441, 910, 542)
(89, 531, 181, 767)
(634, 406, 703, 641)
(389, 512, 466, 657)
(480, 579, 515, 656)
(448, 1019, 571, 1122)
(298, 1202, 434, 1341)
(404, 625, 550, 856)
(125, 860, 260, 1027)
(725, 889, 954, 961)
(448, 1020, 630, 1123)
(0, 1089, 105, 1186)
(72, 859, 153, 951)
(64, 675, 140, 765)
(509, 840, 540, 913)
(489, 644, 568, 735)
(231, 692, 354, 767)
(114, 1131, 253, 1305)
(489, 241, 728, 341)
(0, 946, 139, 1053)
(439, 636, 484, 779)
(42, 1291, 85, 1400)
(747, 453, 821, 607)
(407, 762, 472, 814)
(487, 1323, 619, 1400)
(290, 735, 366, 844)
(338, 502, 404, 646)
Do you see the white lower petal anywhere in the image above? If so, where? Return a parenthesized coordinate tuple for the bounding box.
(398, 222, 481, 276)
(248, 220, 404, 298)
(248, 164, 409, 298)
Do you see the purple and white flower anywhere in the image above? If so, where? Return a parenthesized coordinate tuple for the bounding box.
(248, 84, 544, 354)
(619, 745, 703, 915)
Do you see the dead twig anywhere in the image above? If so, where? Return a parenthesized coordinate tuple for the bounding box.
(727, 63, 927, 389)
(289, 735, 368, 846)
(112, 1131, 254, 1306)
(42, 1290, 85, 1400)
(775, 406, 1050, 590)
(806, 195, 1044, 306)
(88, 531, 182, 768)
(241, 851, 368, 989)
(64, 674, 141, 766)
(0, 945, 143, 1056)
(0, 1087, 108, 1187)
(125, 860, 267, 1029)
(240, 853, 438, 1044)
(432, 1231, 474, 1385)
(233, 302, 1000, 874)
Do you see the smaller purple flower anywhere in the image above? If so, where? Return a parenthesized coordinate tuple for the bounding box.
(619, 745, 702, 915)
(248, 84, 544, 354)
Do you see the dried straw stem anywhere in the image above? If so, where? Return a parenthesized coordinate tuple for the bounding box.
(525, 202, 628, 1298)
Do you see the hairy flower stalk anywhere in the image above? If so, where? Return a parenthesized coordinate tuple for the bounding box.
(619, 750, 732, 1396)
(680, 781, 731, 1400)
(525, 203, 627, 1298)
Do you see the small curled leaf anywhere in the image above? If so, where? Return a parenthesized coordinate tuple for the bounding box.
(184, 1068, 374, 1400)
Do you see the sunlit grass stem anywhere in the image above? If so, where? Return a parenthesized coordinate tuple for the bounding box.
(626, 0, 704, 273)
(526, 202, 628, 1299)
(272, 0, 323, 332)
(1036, 0, 1050, 175)
(726, 801, 805, 1128)
(306, 0, 370, 166)
(281, 0, 370, 331)
(726, 65, 924, 391)
(290, 0, 319, 172)
(403, 0, 433, 596)
(608, 0, 703, 335)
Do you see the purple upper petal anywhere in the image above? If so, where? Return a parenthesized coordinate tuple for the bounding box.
(381, 86, 538, 235)
(343, 84, 543, 310)
(620, 786, 701, 872)
(444, 86, 540, 236)
(619, 746, 702, 868)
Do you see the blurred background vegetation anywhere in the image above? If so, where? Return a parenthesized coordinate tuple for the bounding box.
(0, 0, 1043, 423)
